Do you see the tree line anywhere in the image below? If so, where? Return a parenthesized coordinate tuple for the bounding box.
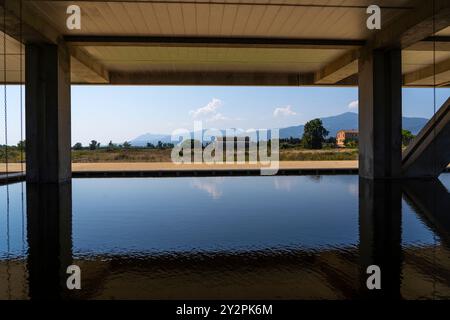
(72, 140, 175, 151)
(70, 119, 416, 152)
(282, 118, 415, 149)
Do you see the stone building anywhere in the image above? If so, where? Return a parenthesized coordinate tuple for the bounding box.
(336, 130, 358, 147)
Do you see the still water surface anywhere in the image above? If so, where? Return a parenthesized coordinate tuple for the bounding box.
(0, 175, 449, 299)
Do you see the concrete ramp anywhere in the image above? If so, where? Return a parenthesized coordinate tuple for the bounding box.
(402, 97, 450, 178)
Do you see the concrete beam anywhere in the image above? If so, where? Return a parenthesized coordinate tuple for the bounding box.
(359, 49, 403, 180)
(403, 57, 450, 86)
(406, 37, 450, 51)
(314, 50, 359, 85)
(0, 0, 58, 43)
(110, 71, 315, 86)
(67, 46, 110, 83)
(0, 0, 110, 84)
(26, 43, 72, 183)
(64, 35, 365, 50)
(34, 0, 413, 9)
(402, 97, 450, 178)
(317, 1, 450, 87)
(371, 0, 450, 50)
(404, 34, 450, 86)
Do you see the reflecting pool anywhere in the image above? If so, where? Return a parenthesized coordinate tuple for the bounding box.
(1, 175, 449, 299)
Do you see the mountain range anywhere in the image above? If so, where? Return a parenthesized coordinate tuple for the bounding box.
(279, 112, 428, 139)
(130, 112, 428, 146)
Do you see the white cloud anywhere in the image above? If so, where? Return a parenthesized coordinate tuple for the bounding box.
(190, 98, 223, 119)
(191, 178, 224, 199)
(348, 183, 358, 197)
(273, 105, 297, 117)
(348, 100, 358, 109)
(189, 98, 243, 124)
(274, 177, 298, 192)
(207, 113, 228, 122)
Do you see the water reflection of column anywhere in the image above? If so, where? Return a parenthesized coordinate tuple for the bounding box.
(358, 178, 402, 299)
(26, 183, 73, 300)
(402, 179, 450, 248)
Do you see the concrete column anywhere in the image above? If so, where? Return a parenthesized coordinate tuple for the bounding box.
(359, 49, 402, 180)
(26, 43, 71, 183)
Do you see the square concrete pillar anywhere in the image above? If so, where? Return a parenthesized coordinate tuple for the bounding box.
(359, 49, 402, 180)
(26, 43, 71, 183)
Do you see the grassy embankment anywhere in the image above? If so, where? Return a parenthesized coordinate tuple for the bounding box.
(72, 146, 359, 162)
(0, 147, 24, 163)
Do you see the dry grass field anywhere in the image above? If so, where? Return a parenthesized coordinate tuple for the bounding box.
(0, 146, 358, 163)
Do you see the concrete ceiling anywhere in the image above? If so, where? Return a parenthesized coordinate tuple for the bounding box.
(0, 0, 449, 86)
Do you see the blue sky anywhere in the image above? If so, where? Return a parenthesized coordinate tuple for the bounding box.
(1, 85, 449, 145)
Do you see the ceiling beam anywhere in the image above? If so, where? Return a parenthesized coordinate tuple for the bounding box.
(314, 50, 359, 84)
(0, 0, 110, 83)
(370, 0, 450, 50)
(403, 56, 450, 86)
(406, 42, 450, 51)
(319, 1, 450, 85)
(68, 46, 110, 83)
(64, 36, 362, 86)
(0, 0, 58, 43)
(64, 35, 365, 50)
(406, 37, 450, 51)
(21, 0, 414, 10)
(109, 71, 316, 86)
(423, 36, 450, 42)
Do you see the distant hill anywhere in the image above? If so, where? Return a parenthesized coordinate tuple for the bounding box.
(131, 131, 220, 146)
(131, 133, 173, 146)
(130, 112, 429, 146)
(279, 112, 428, 139)
(402, 116, 431, 135)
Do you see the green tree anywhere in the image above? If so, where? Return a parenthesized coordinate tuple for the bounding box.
(107, 140, 116, 151)
(89, 140, 99, 150)
(302, 119, 329, 149)
(402, 129, 415, 147)
(123, 141, 131, 149)
(344, 138, 358, 148)
(326, 137, 337, 145)
(17, 140, 26, 151)
(73, 142, 83, 150)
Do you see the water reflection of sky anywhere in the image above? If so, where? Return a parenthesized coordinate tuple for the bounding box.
(0, 183, 26, 259)
(401, 174, 450, 246)
(71, 176, 360, 255)
(0, 174, 448, 259)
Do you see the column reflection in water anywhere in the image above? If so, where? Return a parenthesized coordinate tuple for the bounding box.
(401, 178, 450, 299)
(358, 178, 403, 299)
(26, 182, 73, 300)
(403, 179, 450, 248)
(358, 176, 450, 300)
